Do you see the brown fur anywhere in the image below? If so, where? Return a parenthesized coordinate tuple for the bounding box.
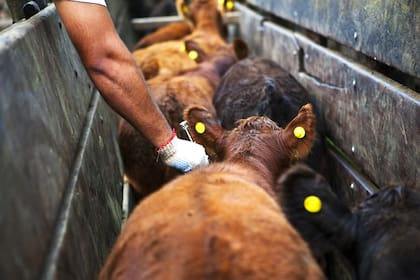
(133, 22, 193, 50)
(119, 39, 248, 198)
(176, 0, 235, 21)
(100, 104, 325, 280)
(185, 104, 316, 192)
(132, 0, 235, 50)
(132, 0, 227, 80)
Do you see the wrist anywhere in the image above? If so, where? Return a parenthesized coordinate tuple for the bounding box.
(156, 129, 176, 152)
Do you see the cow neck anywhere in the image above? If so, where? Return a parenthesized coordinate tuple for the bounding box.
(221, 137, 293, 199)
(221, 158, 282, 199)
(193, 9, 221, 34)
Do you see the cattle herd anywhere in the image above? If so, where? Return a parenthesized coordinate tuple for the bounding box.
(100, 0, 420, 279)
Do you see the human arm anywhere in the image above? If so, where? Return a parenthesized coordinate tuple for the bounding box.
(53, 0, 172, 147)
(53, 0, 208, 171)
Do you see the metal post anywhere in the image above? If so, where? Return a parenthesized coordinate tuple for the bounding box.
(131, 11, 241, 31)
(5, 0, 47, 22)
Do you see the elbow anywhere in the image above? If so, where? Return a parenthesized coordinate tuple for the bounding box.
(83, 48, 134, 85)
(83, 47, 114, 77)
(85, 57, 108, 78)
(81, 39, 134, 81)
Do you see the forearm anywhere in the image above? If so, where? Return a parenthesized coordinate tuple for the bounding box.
(53, 1, 172, 147)
(89, 50, 172, 147)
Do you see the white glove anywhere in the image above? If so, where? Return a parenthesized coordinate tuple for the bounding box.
(158, 136, 209, 173)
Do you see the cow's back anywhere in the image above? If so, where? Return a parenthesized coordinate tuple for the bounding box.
(99, 164, 325, 280)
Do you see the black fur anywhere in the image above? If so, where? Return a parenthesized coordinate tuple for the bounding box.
(277, 164, 420, 280)
(213, 58, 330, 180)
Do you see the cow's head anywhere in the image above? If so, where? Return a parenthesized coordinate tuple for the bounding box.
(177, 0, 221, 25)
(178, 0, 235, 16)
(183, 104, 316, 178)
(276, 164, 420, 280)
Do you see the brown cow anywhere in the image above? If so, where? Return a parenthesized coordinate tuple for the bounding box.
(176, 0, 235, 22)
(133, 22, 193, 51)
(99, 104, 325, 280)
(132, 0, 235, 50)
(133, 0, 227, 80)
(119, 39, 248, 199)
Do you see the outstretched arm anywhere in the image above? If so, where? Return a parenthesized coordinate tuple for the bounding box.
(53, 0, 172, 147)
(53, 0, 208, 171)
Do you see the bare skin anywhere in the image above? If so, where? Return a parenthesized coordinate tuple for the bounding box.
(53, 1, 172, 147)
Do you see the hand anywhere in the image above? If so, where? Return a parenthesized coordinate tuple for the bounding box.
(158, 136, 209, 173)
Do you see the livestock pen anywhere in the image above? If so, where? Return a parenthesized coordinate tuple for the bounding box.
(0, 0, 418, 279)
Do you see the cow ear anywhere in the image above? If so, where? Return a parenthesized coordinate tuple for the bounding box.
(184, 40, 207, 63)
(179, 2, 191, 19)
(281, 103, 316, 160)
(276, 164, 355, 258)
(183, 105, 225, 160)
(233, 38, 249, 60)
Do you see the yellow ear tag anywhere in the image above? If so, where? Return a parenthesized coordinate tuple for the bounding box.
(304, 195, 322, 213)
(182, 5, 189, 14)
(180, 44, 186, 52)
(188, 50, 199, 60)
(195, 122, 206, 134)
(293, 126, 306, 139)
(226, 1, 234, 10)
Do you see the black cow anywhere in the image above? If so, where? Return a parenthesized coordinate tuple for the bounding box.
(276, 164, 420, 280)
(213, 57, 329, 180)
